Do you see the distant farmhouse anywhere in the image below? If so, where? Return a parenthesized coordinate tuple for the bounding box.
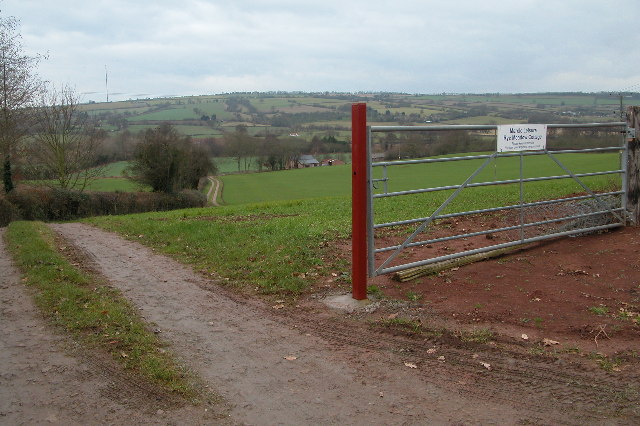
(298, 154, 320, 168)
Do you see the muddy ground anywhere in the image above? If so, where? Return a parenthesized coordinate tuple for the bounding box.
(364, 218, 640, 356)
(1, 223, 639, 425)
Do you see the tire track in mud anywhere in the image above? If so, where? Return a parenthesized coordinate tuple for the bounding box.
(52, 223, 640, 425)
(193, 276, 640, 421)
(283, 315, 640, 422)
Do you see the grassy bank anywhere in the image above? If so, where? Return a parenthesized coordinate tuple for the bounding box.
(4, 221, 199, 398)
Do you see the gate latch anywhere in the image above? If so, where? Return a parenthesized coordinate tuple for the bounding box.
(627, 128, 637, 139)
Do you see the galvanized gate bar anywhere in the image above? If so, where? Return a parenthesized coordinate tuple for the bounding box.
(373, 170, 623, 199)
(371, 122, 625, 132)
(374, 190, 625, 229)
(373, 146, 623, 168)
(377, 223, 623, 276)
(375, 208, 625, 254)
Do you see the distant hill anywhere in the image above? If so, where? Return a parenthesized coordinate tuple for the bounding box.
(81, 91, 639, 141)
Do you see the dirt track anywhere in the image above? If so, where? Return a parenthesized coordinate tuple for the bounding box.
(2, 223, 639, 424)
(0, 228, 221, 425)
(206, 176, 222, 206)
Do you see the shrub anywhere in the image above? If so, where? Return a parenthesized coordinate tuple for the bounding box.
(3, 187, 206, 225)
(0, 196, 20, 227)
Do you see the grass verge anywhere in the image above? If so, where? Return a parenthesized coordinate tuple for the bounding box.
(4, 221, 199, 398)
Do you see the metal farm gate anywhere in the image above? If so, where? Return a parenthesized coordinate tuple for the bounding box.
(350, 103, 632, 300)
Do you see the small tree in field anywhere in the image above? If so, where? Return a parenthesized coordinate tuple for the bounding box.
(128, 123, 215, 193)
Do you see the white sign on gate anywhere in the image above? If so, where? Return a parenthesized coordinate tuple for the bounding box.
(497, 124, 547, 152)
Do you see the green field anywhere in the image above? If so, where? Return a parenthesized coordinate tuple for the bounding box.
(127, 124, 222, 138)
(77, 162, 149, 192)
(220, 151, 621, 206)
(214, 156, 261, 174)
(85, 178, 148, 192)
(221, 165, 351, 204)
(97, 161, 130, 177)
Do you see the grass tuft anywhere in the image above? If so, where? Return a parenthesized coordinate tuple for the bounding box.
(457, 328, 494, 344)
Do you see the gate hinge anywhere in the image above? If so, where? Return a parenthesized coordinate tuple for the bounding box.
(627, 128, 637, 139)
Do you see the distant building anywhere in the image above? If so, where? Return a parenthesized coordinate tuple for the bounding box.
(298, 154, 320, 168)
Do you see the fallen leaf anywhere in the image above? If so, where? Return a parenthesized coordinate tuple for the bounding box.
(437, 356, 445, 362)
(378, 392, 384, 398)
(284, 356, 297, 361)
(272, 304, 285, 310)
(480, 362, 492, 370)
(521, 334, 529, 340)
(543, 338, 560, 346)
(120, 352, 128, 358)
(404, 362, 417, 369)
(426, 348, 437, 354)
(471, 354, 479, 359)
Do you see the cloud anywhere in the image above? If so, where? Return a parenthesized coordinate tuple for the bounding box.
(3, 0, 640, 100)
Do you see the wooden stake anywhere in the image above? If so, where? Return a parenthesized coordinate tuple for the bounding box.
(393, 246, 521, 282)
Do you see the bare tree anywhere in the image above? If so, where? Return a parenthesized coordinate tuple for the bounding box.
(223, 124, 257, 171)
(29, 85, 105, 191)
(0, 15, 44, 192)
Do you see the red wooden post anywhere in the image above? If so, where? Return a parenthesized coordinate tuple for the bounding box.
(352, 103, 368, 300)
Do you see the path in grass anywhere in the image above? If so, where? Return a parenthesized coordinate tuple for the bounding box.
(51, 222, 539, 425)
(206, 176, 222, 206)
(0, 229, 219, 425)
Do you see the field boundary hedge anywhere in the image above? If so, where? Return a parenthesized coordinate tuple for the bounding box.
(0, 187, 206, 226)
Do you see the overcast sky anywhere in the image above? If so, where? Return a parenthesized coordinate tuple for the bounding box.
(3, 0, 639, 102)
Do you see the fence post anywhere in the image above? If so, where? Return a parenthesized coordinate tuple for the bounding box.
(627, 106, 640, 226)
(352, 103, 368, 300)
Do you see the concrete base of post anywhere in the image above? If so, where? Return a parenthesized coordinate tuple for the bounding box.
(323, 294, 374, 313)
